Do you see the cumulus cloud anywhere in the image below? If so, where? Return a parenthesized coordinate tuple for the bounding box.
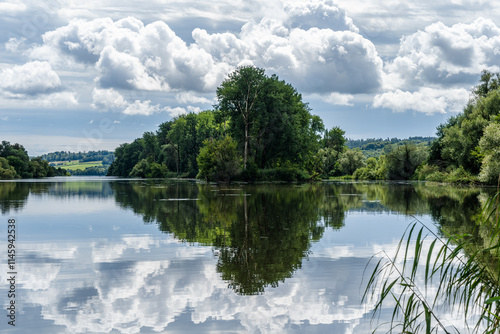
(0, 61, 62, 96)
(36, 91, 79, 108)
(96, 45, 167, 91)
(25, 2, 383, 102)
(283, 0, 358, 32)
(194, 18, 383, 93)
(91, 88, 128, 110)
(385, 18, 500, 91)
(162, 106, 186, 117)
(91, 88, 200, 116)
(373, 87, 470, 114)
(123, 100, 161, 116)
(0, 61, 78, 107)
(377, 18, 500, 113)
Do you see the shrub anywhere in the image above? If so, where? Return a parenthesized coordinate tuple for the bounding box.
(197, 136, 241, 182)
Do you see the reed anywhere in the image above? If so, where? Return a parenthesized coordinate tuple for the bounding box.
(363, 189, 500, 333)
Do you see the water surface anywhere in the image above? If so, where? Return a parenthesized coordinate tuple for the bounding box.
(0, 177, 493, 333)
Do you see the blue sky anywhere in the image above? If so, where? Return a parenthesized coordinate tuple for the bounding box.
(1, 0, 499, 155)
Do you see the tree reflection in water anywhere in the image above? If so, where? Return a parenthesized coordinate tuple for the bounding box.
(0, 179, 495, 296)
(111, 181, 355, 295)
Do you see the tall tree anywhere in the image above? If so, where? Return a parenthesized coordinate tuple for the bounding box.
(323, 126, 346, 152)
(386, 143, 427, 180)
(217, 66, 266, 169)
(217, 66, 322, 170)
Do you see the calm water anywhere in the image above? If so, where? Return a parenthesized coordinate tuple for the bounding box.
(0, 177, 494, 333)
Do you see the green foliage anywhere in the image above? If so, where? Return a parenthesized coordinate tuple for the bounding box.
(348, 137, 434, 159)
(108, 110, 225, 178)
(353, 156, 387, 180)
(128, 159, 172, 178)
(108, 67, 346, 182)
(414, 164, 479, 184)
(258, 167, 310, 182)
(338, 149, 365, 175)
(40, 150, 114, 164)
(316, 147, 341, 177)
(364, 191, 500, 333)
(0, 141, 68, 178)
(478, 123, 500, 184)
(0, 157, 17, 179)
(429, 72, 500, 181)
(323, 126, 346, 152)
(196, 136, 241, 182)
(385, 143, 427, 180)
(473, 70, 500, 99)
(129, 159, 149, 178)
(69, 166, 109, 176)
(217, 65, 323, 170)
(216, 66, 266, 169)
(107, 139, 144, 177)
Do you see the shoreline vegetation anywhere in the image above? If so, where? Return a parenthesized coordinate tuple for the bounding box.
(364, 189, 500, 333)
(2, 68, 500, 184)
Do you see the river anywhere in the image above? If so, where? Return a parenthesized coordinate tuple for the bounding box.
(0, 177, 494, 333)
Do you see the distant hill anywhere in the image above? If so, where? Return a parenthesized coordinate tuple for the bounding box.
(40, 150, 115, 176)
(347, 137, 435, 158)
(40, 150, 115, 165)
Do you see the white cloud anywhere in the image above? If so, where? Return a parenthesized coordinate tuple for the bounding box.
(0, 61, 62, 96)
(0, 1, 27, 14)
(96, 45, 167, 91)
(37, 91, 79, 108)
(376, 18, 500, 113)
(5, 37, 27, 53)
(385, 18, 500, 91)
(122, 99, 161, 116)
(6, 0, 497, 119)
(25, 2, 383, 100)
(323, 92, 354, 106)
(373, 87, 470, 114)
(164, 106, 188, 117)
(175, 91, 213, 105)
(283, 0, 359, 32)
(92, 88, 127, 110)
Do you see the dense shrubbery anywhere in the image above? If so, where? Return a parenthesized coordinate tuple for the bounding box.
(197, 137, 241, 182)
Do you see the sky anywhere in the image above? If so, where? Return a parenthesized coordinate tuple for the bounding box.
(0, 0, 499, 155)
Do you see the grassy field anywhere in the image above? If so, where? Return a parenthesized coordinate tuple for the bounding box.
(52, 160, 103, 170)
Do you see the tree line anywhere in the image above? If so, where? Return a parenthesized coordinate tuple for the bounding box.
(106, 66, 500, 184)
(41, 150, 115, 165)
(0, 141, 68, 179)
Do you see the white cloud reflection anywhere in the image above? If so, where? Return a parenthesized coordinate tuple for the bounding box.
(4, 221, 475, 334)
